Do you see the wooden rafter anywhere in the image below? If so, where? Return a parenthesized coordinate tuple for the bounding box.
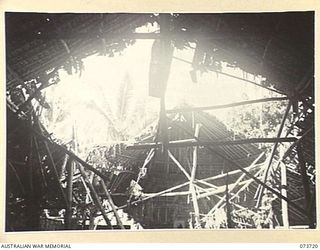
(166, 97, 288, 113)
(127, 137, 297, 150)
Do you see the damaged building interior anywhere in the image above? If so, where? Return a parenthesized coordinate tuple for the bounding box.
(5, 12, 315, 231)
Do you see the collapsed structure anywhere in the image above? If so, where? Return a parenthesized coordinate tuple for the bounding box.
(6, 12, 315, 231)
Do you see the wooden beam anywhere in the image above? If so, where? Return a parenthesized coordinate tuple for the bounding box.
(80, 176, 93, 203)
(196, 179, 219, 189)
(42, 139, 68, 205)
(168, 150, 191, 180)
(282, 127, 313, 160)
(197, 179, 257, 199)
(78, 165, 113, 229)
(143, 190, 191, 197)
(171, 121, 307, 216)
(99, 179, 125, 230)
(8, 161, 26, 195)
(195, 163, 262, 184)
(220, 165, 265, 210)
(32, 136, 48, 188)
(207, 152, 265, 215)
(166, 97, 288, 114)
(127, 137, 297, 150)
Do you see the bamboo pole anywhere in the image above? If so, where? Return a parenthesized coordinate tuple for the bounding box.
(65, 158, 74, 229)
(43, 140, 68, 205)
(127, 137, 297, 150)
(220, 166, 265, 210)
(168, 150, 191, 180)
(225, 171, 233, 228)
(8, 161, 26, 195)
(27, 135, 34, 196)
(282, 127, 312, 160)
(109, 182, 190, 212)
(190, 124, 201, 228)
(78, 165, 113, 229)
(195, 179, 257, 199)
(207, 152, 265, 215)
(32, 136, 48, 188)
(196, 180, 218, 189)
(99, 179, 125, 229)
(292, 102, 314, 228)
(80, 176, 93, 203)
(280, 161, 289, 228)
(65, 124, 77, 229)
(196, 164, 263, 184)
(170, 120, 307, 215)
(31, 127, 109, 180)
(166, 97, 288, 113)
(189, 129, 306, 216)
(296, 143, 313, 228)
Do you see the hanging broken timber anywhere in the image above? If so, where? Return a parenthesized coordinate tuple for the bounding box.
(149, 15, 173, 162)
(166, 97, 288, 113)
(148, 15, 174, 98)
(172, 56, 286, 96)
(149, 39, 174, 97)
(127, 137, 297, 150)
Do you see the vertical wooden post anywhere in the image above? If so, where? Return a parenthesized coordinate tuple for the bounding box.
(280, 161, 289, 228)
(207, 152, 265, 215)
(43, 141, 68, 204)
(292, 101, 314, 228)
(33, 136, 48, 188)
(28, 136, 34, 198)
(296, 143, 313, 228)
(190, 123, 201, 228)
(225, 171, 233, 228)
(34, 115, 69, 206)
(26, 134, 40, 230)
(65, 158, 73, 229)
(65, 124, 76, 229)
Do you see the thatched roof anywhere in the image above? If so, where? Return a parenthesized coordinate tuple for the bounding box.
(6, 12, 313, 93)
(5, 12, 315, 230)
(6, 13, 314, 163)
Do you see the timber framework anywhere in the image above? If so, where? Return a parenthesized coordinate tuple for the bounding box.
(5, 12, 315, 230)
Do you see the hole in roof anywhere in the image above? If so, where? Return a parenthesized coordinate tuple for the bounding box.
(39, 24, 287, 158)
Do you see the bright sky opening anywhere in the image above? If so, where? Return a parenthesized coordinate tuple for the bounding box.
(40, 34, 281, 154)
